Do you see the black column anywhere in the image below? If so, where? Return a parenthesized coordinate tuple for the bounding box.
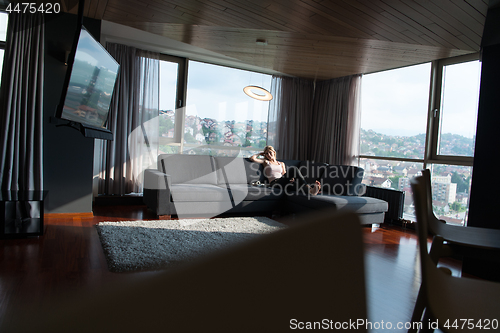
(464, 7, 500, 280)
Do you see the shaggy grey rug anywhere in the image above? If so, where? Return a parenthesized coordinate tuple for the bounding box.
(95, 217, 286, 272)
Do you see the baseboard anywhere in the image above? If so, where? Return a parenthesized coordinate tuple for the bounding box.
(44, 212, 94, 219)
(94, 195, 144, 206)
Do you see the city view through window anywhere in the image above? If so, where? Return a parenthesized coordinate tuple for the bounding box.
(360, 59, 481, 225)
(159, 60, 271, 157)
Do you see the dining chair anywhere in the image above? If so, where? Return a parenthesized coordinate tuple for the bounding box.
(409, 173, 500, 332)
(409, 169, 500, 332)
(420, 169, 500, 261)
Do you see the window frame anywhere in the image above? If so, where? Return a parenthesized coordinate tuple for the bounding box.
(359, 52, 480, 170)
(426, 52, 480, 167)
(158, 53, 187, 146)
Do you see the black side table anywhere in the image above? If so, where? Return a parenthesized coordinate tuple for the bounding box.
(0, 191, 48, 238)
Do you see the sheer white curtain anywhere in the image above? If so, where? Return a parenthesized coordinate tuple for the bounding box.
(96, 43, 159, 195)
(267, 75, 314, 160)
(309, 75, 362, 165)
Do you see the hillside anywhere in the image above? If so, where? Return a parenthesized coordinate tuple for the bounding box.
(360, 129, 474, 158)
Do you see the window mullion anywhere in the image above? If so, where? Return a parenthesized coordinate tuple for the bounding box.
(425, 60, 442, 167)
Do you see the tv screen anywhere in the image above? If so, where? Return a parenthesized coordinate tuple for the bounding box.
(56, 26, 119, 138)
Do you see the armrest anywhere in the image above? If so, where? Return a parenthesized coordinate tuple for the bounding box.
(352, 183, 366, 196)
(143, 169, 172, 215)
(144, 169, 171, 191)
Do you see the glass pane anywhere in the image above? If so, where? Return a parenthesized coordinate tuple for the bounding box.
(428, 164, 472, 226)
(361, 63, 431, 159)
(360, 158, 423, 222)
(185, 60, 271, 156)
(159, 144, 181, 155)
(0, 49, 4, 81)
(0, 12, 8, 42)
(438, 60, 481, 157)
(159, 60, 178, 152)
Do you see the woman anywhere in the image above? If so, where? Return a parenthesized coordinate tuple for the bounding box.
(249, 146, 321, 195)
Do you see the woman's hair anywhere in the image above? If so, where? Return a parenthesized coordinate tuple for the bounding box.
(262, 146, 276, 160)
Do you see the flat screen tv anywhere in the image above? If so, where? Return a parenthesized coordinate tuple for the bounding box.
(54, 26, 119, 140)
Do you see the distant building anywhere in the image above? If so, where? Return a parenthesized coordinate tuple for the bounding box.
(431, 174, 457, 204)
(393, 166, 408, 176)
(364, 177, 392, 188)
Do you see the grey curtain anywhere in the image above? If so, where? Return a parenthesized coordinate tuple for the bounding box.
(0, 12, 44, 192)
(96, 43, 159, 195)
(267, 76, 315, 160)
(309, 75, 362, 165)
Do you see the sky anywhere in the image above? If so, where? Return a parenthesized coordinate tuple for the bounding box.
(0, 13, 7, 78)
(160, 60, 272, 123)
(361, 60, 481, 138)
(76, 28, 119, 72)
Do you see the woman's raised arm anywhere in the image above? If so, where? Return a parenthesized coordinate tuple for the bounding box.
(249, 153, 265, 164)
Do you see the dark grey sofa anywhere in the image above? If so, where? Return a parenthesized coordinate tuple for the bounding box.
(143, 154, 388, 225)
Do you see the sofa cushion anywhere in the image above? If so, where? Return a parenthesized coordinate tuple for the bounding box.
(295, 161, 328, 184)
(280, 159, 301, 171)
(157, 154, 218, 185)
(226, 184, 286, 201)
(287, 194, 388, 215)
(321, 165, 365, 196)
(214, 157, 265, 185)
(170, 184, 232, 202)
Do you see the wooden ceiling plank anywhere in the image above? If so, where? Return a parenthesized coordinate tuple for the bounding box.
(317, 0, 399, 41)
(86, 0, 99, 19)
(419, 0, 484, 37)
(404, 0, 481, 50)
(292, 0, 375, 39)
(460, 0, 489, 24)
(307, 0, 382, 38)
(396, 28, 438, 46)
(328, 0, 422, 44)
(375, 0, 460, 49)
(221, 0, 297, 31)
(138, 0, 214, 25)
(265, 3, 345, 36)
(94, 0, 109, 20)
(347, 0, 426, 45)
(455, 34, 482, 50)
(367, 0, 452, 47)
(204, 0, 287, 29)
(104, 3, 182, 23)
(161, 0, 291, 32)
(358, 0, 440, 46)
(140, 0, 224, 27)
(408, 1, 484, 38)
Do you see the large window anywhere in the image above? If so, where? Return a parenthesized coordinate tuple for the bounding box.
(360, 54, 481, 226)
(361, 63, 431, 159)
(434, 59, 481, 158)
(178, 60, 271, 156)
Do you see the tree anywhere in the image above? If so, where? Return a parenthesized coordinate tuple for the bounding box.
(389, 175, 402, 190)
(450, 201, 465, 213)
(183, 132, 197, 144)
(451, 171, 470, 193)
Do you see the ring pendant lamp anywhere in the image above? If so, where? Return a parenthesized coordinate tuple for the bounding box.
(244, 39, 273, 101)
(243, 85, 273, 101)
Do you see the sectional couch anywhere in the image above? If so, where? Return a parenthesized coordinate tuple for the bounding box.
(143, 154, 388, 225)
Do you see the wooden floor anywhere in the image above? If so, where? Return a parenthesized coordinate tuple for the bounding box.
(0, 205, 463, 331)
